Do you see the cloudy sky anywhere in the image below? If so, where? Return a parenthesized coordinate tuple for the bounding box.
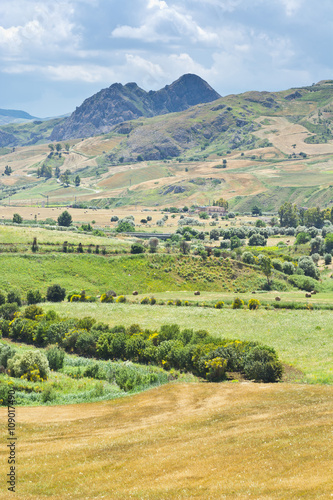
(0, 0, 332, 117)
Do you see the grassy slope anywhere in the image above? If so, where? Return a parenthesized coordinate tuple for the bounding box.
(0, 383, 331, 499)
(42, 301, 333, 384)
(0, 253, 268, 294)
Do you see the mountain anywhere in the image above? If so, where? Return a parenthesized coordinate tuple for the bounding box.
(50, 74, 221, 141)
(0, 108, 38, 126)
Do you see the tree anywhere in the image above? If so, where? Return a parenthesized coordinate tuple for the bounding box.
(40, 164, 52, 178)
(74, 175, 81, 186)
(148, 237, 159, 253)
(261, 256, 272, 286)
(324, 233, 333, 253)
(278, 202, 299, 227)
(214, 198, 228, 209)
(179, 239, 190, 254)
(248, 233, 267, 246)
(131, 243, 145, 254)
(230, 235, 242, 249)
(46, 284, 66, 302)
(55, 166, 61, 178)
(4, 165, 12, 176)
(251, 205, 262, 216)
(116, 221, 135, 233)
(65, 143, 70, 152)
(48, 144, 54, 152)
(12, 213, 23, 224)
(55, 143, 62, 153)
(60, 172, 70, 187)
(298, 256, 319, 279)
(57, 210, 72, 227)
(303, 207, 325, 228)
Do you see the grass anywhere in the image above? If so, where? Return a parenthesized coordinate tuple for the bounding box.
(0, 253, 269, 295)
(42, 301, 333, 384)
(0, 383, 331, 499)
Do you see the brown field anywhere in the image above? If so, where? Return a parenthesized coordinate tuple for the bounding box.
(1, 383, 332, 499)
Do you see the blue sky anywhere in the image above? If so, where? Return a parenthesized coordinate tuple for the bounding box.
(0, 0, 332, 117)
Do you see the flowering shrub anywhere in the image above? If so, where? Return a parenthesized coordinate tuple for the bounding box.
(214, 301, 224, 309)
(248, 298, 260, 310)
(232, 297, 244, 309)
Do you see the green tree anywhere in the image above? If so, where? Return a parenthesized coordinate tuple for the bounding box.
(12, 213, 23, 224)
(251, 205, 262, 216)
(74, 175, 81, 186)
(55, 143, 62, 153)
(54, 166, 61, 178)
(57, 210, 72, 227)
(261, 256, 272, 286)
(4, 165, 12, 176)
(60, 172, 70, 187)
(65, 143, 70, 152)
(303, 207, 325, 228)
(278, 202, 299, 227)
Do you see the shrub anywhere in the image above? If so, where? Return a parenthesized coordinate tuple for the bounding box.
(0, 290, 6, 306)
(289, 275, 319, 292)
(214, 301, 224, 309)
(324, 233, 333, 253)
(244, 347, 283, 382)
(298, 256, 319, 279)
(0, 383, 10, 406)
(272, 259, 283, 272)
(116, 295, 126, 303)
(311, 253, 320, 265)
(248, 233, 267, 246)
(13, 213, 23, 224)
(45, 345, 65, 371)
(148, 237, 159, 253)
(232, 297, 244, 309)
(24, 304, 44, 320)
(295, 232, 311, 245)
(213, 248, 221, 257)
(140, 297, 150, 304)
(242, 251, 255, 264)
(0, 303, 19, 320)
(7, 289, 22, 306)
(175, 299, 182, 306)
(46, 284, 66, 302)
(110, 216, 119, 222)
(131, 243, 145, 254)
(8, 350, 50, 381)
(282, 261, 295, 275)
(27, 289, 43, 305)
(324, 253, 332, 265)
(248, 298, 260, 310)
(100, 293, 114, 303)
(150, 297, 156, 305)
(0, 344, 16, 368)
(57, 210, 72, 227)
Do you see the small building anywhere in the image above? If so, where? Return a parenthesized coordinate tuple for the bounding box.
(196, 206, 227, 215)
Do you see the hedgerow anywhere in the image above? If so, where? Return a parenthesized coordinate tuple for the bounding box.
(0, 306, 283, 383)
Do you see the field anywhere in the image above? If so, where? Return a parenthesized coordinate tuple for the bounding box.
(0, 383, 332, 499)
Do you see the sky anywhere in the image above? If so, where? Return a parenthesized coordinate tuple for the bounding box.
(0, 0, 332, 118)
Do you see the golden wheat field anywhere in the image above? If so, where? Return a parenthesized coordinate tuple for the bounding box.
(1, 382, 332, 499)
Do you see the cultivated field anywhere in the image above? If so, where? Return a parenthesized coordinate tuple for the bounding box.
(0, 383, 332, 499)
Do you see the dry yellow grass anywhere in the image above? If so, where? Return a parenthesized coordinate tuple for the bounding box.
(1, 383, 332, 499)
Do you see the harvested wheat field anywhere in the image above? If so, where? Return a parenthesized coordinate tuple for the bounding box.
(1, 383, 332, 499)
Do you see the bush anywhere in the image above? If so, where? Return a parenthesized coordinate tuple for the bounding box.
(324, 233, 333, 253)
(232, 297, 244, 309)
(0, 303, 19, 320)
(272, 259, 283, 272)
(324, 253, 332, 265)
(298, 256, 320, 279)
(131, 243, 145, 254)
(57, 210, 72, 227)
(248, 233, 267, 246)
(242, 251, 255, 264)
(45, 345, 65, 371)
(295, 232, 311, 245)
(0, 344, 16, 368)
(282, 261, 295, 275)
(8, 350, 50, 381)
(100, 293, 114, 303)
(311, 253, 320, 265)
(244, 347, 283, 382)
(27, 289, 43, 305)
(175, 299, 182, 306)
(248, 298, 260, 310)
(289, 275, 319, 292)
(214, 301, 224, 309)
(7, 289, 22, 306)
(116, 295, 126, 303)
(150, 297, 156, 305)
(204, 357, 228, 382)
(13, 213, 23, 224)
(213, 248, 221, 257)
(0, 290, 6, 306)
(23, 304, 44, 320)
(141, 297, 150, 305)
(46, 284, 66, 302)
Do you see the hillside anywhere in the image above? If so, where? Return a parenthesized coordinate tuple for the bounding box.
(50, 74, 221, 141)
(0, 80, 332, 211)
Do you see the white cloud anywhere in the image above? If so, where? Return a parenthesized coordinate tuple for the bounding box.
(279, 0, 303, 16)
(112, 0, 220, 45)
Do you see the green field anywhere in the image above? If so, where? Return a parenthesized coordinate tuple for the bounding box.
(41, 301, 333, 384)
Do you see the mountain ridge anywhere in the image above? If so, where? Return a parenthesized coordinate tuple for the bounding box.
(50, 74, 221, 141)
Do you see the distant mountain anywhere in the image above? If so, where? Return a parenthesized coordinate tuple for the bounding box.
(50, 74, 221, 141)
(0, 108, 38, 125)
